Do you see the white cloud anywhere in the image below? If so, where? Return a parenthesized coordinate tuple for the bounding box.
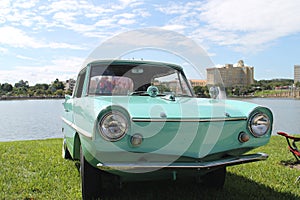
(199, 0, 300, 42)
(117, 0, 144, 8)
(161, 24, 186, 32)
(2, 1, 47, 29)
(116, 13, 136, 19)
(50, 57, 84, 72)
(156, 1, 204, 15)
(118, 18, 136, 25)
(0, 26, 44, 48)
(45, 0, 81, 13)
(0, 0, 11, 7)
(157, 0, 300, 53)
(94, 18, 117, 27)
(0, 0, 12, 16)
(0, 26, 85, 49)
(133, 8, 150, 18)
(0, 56, 84, 85)
(16, 55, 37, 61)
(48, 42, 86, 50)
(32, 0, 147, 38)
(13, 0, 38, 9)
(52, 12, 76, 24)
(200, 0, 300, 32)
(0, 47, 8, 54)
(0, 0, 150, 43)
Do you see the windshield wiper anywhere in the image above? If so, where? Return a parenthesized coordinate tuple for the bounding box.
(176, 94, 192, 97)
(130, 91, 167, 97)
(130, 91, 149, 96)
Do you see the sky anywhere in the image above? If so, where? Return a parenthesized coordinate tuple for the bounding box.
(1, 0, 300, 85)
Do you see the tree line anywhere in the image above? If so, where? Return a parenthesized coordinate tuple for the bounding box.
(194, 79, 300, 97)
(0, 79, 72, 98)
(1, 78, 299, 98)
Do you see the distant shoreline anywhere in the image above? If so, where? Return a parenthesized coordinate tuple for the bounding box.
(1, 95, 299, 101)
(0, 96, 64, 101)
(228, 95, 300, 99)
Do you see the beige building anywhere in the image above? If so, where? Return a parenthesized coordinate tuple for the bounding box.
(294, 65, 300, 84)
(65, 78, 76, 91)
(206, 60, 254, 87)
(189, 79, 207, 87)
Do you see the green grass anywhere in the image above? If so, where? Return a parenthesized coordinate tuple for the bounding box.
(0, 139, 81, 199)
(1, 136, 300, 200)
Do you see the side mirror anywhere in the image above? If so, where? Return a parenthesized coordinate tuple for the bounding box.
(65, 94, 71, 101)
(209, 86, 219, 99)
(147, 86, 159, 97)
(63, 95, 72, 112)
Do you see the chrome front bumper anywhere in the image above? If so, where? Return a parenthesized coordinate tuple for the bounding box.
(97, 152, 268, 171)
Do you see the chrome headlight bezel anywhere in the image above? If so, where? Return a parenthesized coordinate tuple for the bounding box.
(248, 112, 271, 137)
(98, 111, 128, 141)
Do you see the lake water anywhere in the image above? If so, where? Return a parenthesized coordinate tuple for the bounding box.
(239, 98, 300, 135)
(0, 98, 299, 142)
(0, 99, 64, 142)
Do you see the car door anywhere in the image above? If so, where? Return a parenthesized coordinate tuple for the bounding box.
(72, 67, 94, 139)
(62, 69, 88, 155)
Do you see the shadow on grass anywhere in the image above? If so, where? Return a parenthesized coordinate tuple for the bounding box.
(73, 161, 298, 200)
(280, 159, 300, 169)
(73, 169, 298, 200)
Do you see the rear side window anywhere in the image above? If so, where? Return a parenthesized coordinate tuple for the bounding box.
(88, 65, 134, 95)
(74, 69, 86, 98)
(89, 75, 133, 95)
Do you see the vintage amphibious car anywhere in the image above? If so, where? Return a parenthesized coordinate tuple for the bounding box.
(62, 59, 273, 199)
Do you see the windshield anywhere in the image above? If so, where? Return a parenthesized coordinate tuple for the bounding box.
(88, 63, 193, 97)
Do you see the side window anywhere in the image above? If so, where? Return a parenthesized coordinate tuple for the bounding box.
(74, 69, 86, 98)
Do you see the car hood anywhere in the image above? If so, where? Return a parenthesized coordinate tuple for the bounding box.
(93, 96, 259, 120)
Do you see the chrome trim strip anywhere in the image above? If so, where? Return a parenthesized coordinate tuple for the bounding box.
(97, 153, 268, 171)
(131, 117, 247, 122)
(61, 117, 72, 126)
(61, 117, 92, 139)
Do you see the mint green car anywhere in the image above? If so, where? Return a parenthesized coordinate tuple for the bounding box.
(62, 60, 273, 199)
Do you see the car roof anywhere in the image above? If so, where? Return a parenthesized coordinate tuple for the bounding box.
(85, 59, 183, 72)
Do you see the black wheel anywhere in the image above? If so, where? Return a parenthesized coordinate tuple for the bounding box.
(62, 139, 72, 159)
(201, 167, 226, 189)
(80, 145, 103, 200)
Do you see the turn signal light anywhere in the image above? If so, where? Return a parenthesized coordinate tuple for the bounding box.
(238, 132, 250, 143)
(130, 134, 143, 147)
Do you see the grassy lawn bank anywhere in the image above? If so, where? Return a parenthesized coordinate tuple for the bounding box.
(1, 136, 300, 199)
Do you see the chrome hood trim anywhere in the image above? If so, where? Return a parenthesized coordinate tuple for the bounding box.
(131, 117, 247, 122)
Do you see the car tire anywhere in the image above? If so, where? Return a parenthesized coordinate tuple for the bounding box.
(62, 139, 72, 159)
(201, 167, 226, 189)
(80, 145, 103, 200)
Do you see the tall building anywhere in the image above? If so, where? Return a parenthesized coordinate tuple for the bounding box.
(206, 60, 254, 87)
(294, 65, 300, 84)
(189, 79, 207, 87)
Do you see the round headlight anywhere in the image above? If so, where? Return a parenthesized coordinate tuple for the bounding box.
(98, 111, 128, 141)
(249, 113, 270, 137)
